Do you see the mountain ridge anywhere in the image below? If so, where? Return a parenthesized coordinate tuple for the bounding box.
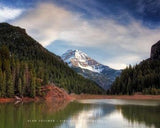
(61, 49, 121, 90)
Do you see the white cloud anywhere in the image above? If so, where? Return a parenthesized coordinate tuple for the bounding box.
(13, 3, 81, 46)
(107, 63, 127, 70)
(0, 4, 23, 22)
(104, 54, 141, 69)
(12, 2, 160, 69)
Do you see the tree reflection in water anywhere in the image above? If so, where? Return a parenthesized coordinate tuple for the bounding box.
(0, 101, 86, 128)
(117, 105, 160, 128)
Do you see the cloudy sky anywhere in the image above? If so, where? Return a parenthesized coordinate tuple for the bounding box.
(1, 0, 160, 69)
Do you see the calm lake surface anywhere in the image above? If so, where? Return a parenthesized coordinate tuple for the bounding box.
(0, 99, 160, 128)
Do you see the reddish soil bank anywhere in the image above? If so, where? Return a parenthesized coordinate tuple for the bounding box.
(42, 85, 72, 101)
(71, 94, 160, 100)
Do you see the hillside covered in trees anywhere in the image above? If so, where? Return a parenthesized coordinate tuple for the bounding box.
(0, 23, 104, 98)
(110, 41, 160, 95)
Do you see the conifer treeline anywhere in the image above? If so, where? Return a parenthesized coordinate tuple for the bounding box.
(0, 45, 104, 98)
(0, 45, 40, 97)
(110, 60, 160, 95)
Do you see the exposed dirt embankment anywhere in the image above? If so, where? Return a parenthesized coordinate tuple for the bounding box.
(0, 85, 72, 103)
(42, 85, 72, 101)
(71, 94, 160, 100)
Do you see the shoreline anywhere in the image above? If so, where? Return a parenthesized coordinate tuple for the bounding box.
(71, 94, 160, 100)
(1, 94, 160, 103)
(0, 97, 41, 103)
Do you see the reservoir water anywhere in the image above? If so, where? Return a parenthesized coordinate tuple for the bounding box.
(0, 99, 160, 128)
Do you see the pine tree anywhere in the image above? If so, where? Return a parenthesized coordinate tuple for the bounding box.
(127, 78, 131, 95)
(0, 58, 2, 69)
(18, 78, 22, 96)
(36, 79, 42, 96)
(0, 69, 3, 97)
(30, 73, 36, 98)
(1, 72, 6, 97)
(22, 73, 27, 96)
(43, 72, 49, 85)
(15, 60, 20, 93)
(7, 72, 14, 97)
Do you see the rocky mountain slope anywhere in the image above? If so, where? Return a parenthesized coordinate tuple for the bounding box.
(61, 50, 121, 90)
(151, 40, 160, 59)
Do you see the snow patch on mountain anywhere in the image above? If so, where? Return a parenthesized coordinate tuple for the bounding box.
(61, 50, 105, 73)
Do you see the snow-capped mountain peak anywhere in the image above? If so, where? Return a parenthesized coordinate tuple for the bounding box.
(62, 49, 88, 61)
(61, 49, 121, 90)
(61, 49, 104, 73)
